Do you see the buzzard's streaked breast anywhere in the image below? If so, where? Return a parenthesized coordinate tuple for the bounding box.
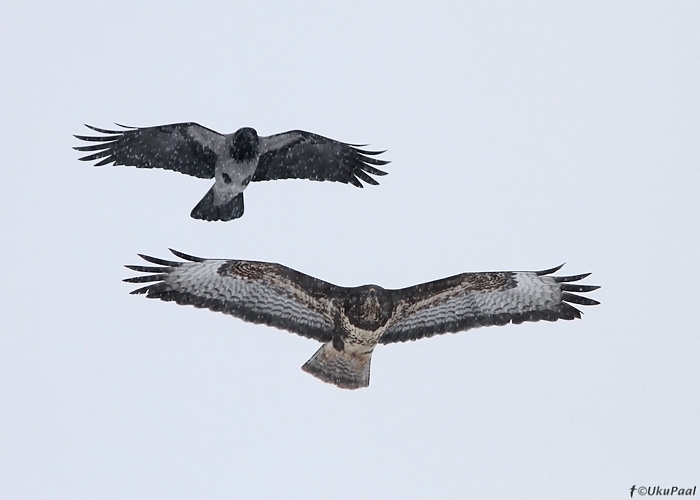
(342, 286, 394, 331)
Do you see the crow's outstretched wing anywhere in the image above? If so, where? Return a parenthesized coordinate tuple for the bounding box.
(254, 130, 389, 187)
(74, 123, 224, 178)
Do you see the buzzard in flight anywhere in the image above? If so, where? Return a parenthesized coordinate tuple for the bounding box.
(74, 123, 389, 221)
(125, 250, 600, 389)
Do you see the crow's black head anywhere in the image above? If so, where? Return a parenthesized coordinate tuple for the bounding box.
(229, 127, 259, 162)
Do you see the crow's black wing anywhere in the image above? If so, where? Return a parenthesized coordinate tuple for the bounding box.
(74, 122, 224, 178)
(253, 130, 389, 187)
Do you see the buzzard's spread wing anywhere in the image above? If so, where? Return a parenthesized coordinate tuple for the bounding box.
(380, 265, 600, 344)
(253, 130, 389, 187)
(74, 123, 223, 178)
(124, 250, 340, 342)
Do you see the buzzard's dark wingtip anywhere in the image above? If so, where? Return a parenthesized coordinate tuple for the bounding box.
(562, 292, 600, 306)
(125, 252, 182, 294)
(561, 283, 600, 293)
(169, 249, 206, 262)
(536, 264, 565, 276)
(125, 264, 171, 273)
(535, 265, 600, 309)
(554, 272, 592, 283)
(137, 253, 181, 267)
(123, 274, 167, 284)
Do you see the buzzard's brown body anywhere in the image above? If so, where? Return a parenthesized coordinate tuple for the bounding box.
(126, 250, 600, 389)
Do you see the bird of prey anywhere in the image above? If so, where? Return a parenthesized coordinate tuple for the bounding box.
(74, 123, 389, 221)
(125, 250, 600, 389)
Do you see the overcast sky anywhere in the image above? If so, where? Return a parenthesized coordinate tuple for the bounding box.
(2, 1, 699, 499)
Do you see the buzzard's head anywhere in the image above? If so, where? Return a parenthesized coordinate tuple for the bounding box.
(343, 286, 394, 331)
(229, 127, 259, 162)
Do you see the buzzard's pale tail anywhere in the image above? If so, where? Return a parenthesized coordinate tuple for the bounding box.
(190, 188, 244, 222)
(302, 342, 372, 390)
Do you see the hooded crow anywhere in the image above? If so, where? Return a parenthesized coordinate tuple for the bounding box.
(75, 123, 389, 221)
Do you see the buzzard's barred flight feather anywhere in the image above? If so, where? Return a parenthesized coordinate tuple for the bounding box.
(75, 123, 389, 221)
(125, 250, 600, 389)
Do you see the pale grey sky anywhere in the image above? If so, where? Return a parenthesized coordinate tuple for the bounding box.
(2, 1, 698, 499)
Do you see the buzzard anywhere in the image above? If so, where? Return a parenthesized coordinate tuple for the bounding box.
(74, 123, 389, 221)
(125, 250, 600, 389)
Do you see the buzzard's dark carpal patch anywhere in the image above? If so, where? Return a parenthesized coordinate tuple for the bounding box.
(125, 251, 600, 390)
(462, 271, 516, 291)
(218, 260, 276, 281)
(394, 271, 517, 308)
(218, 261, 340, 302)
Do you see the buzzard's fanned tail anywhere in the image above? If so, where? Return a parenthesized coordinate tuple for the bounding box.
(301, 342, 372, 390)
(190, 188, 245, 222)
